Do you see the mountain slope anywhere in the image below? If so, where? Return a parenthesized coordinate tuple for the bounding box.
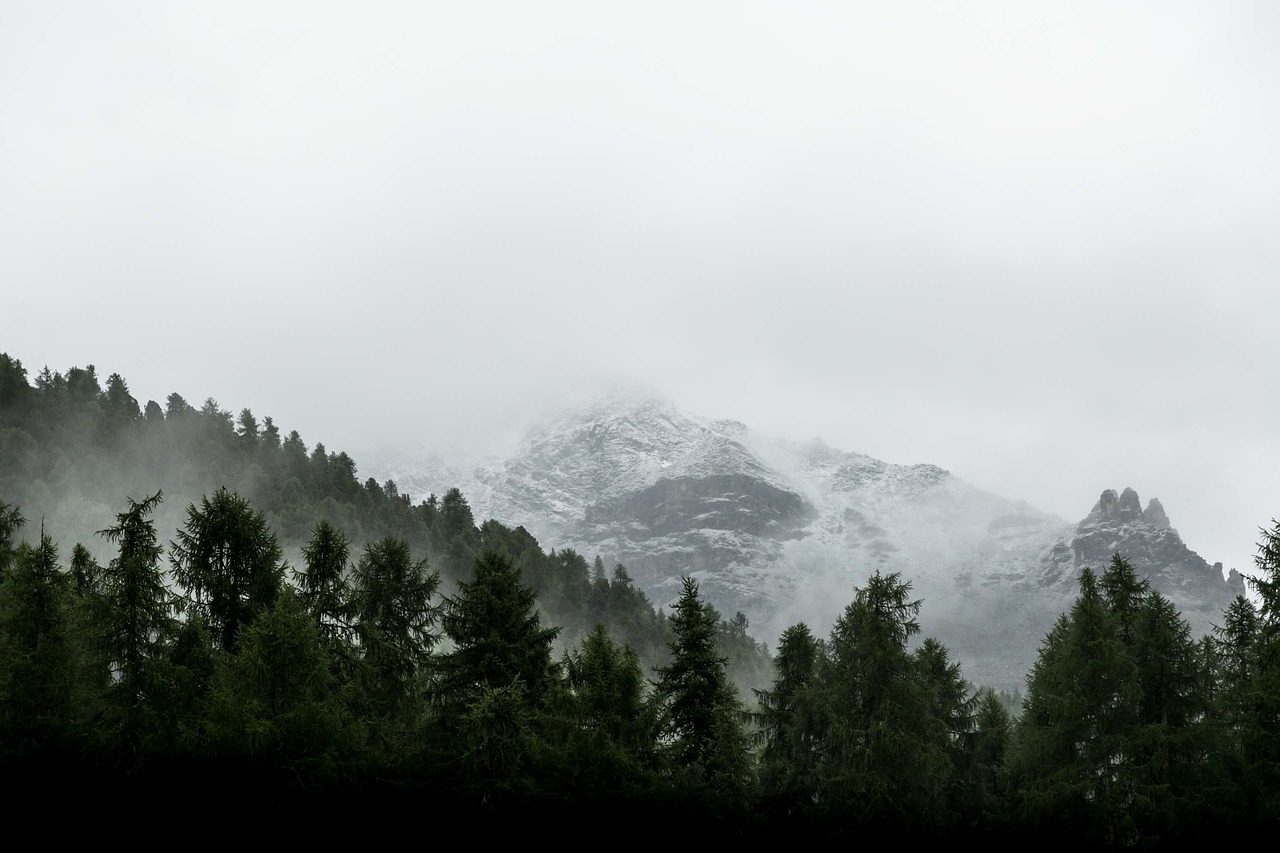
(379, 395, 1246, 690)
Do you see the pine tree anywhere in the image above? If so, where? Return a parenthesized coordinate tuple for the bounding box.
(754, 621, 822, 813)
(435, 550, 559, 718)
(95, 491, 174, 758)
(349, 537, 439, 734)
(1243, 519, 1280, 818)
(0, 501, 25, 578)
(434, 550, 559, 797)
(170, 488, 284, 653)
(1012, 566, 1141, 841)
(964, 688, 1012, 824)
(557, 623, 656, 796)
(653, 576, 752, 808)
(296, 520, 353, 655)
(0, 535, 77, 757)
(819, 571, 950, 828)
(204, 589, 356, 784)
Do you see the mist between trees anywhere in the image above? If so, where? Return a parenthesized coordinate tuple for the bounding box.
(3, 352, 1280, 841)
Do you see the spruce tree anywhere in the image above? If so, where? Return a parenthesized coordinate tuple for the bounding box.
(435, 550, 559, 718)
(557, 623, 656, 796)
(95, 491, 174, 758)
(204, 589, 356, 784)
(653, 576, 752, 808)
(0, 501, 23, 578)
(754, 621, 822, 814)
(0, 535, 76, 757)
(819, 571, 950, 828)
(1013, 566, 1141, 841)
(434, 550, 559, 797)
(349, 537, 439, 737)
(170, 488, 284, 653)
(296, 520, 353, 656)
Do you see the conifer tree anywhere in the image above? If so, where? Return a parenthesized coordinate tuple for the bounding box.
(819, 571, 950, 827)
(0, 535, 76, 757)
(1013, 566, 1141, 840)
(653, 576, 752, 808)
(558, 623, 656, 794)
(754, 621, 822, 813)
(963, 688, 1012, 824)
(435, 550, 559, 719)
(349, 537, 439, 732)
(204, 590, 356, 782)
(0, 501, 23, 578)
(296, 520, 353, 654)
(95, 491, 174, 758)
(434, 550, 559, 796)
(1242, 519, 1280, 818)
(170, 488, 284, 653)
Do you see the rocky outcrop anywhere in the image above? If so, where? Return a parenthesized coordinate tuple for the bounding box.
(1067, 487, 1246, 629)
(376, 399, 1249, 692)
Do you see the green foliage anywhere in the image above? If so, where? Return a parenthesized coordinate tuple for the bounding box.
(554, 623, 657, 796)
(94, 491, 175, 757)
(0, 535, 78, 756)
(818, 571, 953, 828)
(1013, 566, 1140, 839)
(170, 487, 284, 653)
(1012, 555, 1213, 842)
(349, 537, 440, 742)
(0, 501, 23, 577)
(754, 622, 822, 813)
(436, 550, 559, 721)
(654, 576, 753, 809)
(204, 590, 357, 782)
(296, 519, 353, 656)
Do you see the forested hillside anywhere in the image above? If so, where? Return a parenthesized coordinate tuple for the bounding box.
(3, 352, 1280, 840)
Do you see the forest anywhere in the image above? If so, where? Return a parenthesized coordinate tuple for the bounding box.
(1, 352, 1278, 842)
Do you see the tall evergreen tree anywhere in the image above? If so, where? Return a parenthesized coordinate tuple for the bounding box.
(296, 520, 353, 655)
(0, 501, 23, 578)
(434, 550, 559, 797)
(349, 537, 439, 736)
(95, 491, 174, 758)
(204, 589, 356, 783)
(819, 571, 950, 828)
(556, 623, 656, 796)
(653, 576, 752, 808)
(1013, 566, 1141, 841)
(0, 535, 77, 757)
(170, 488, 284, 653)
(435, 550, 559, 718)
(754, 621, 822, 814)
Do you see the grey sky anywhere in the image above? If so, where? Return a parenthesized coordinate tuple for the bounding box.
(3, 2, 1278, 579)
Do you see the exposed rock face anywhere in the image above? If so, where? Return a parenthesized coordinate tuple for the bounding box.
(1143, 497, 1171, 529)
(1063, 487, 1246, 630)
(378, 398, 1247, 691)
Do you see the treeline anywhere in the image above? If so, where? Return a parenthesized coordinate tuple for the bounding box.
(0, 353, 773, 694)
(0, 490, 762, 823)
(752, 542, 1280, 841)
(6, 489, 1279, 840)
(6, 354, 1280, 838)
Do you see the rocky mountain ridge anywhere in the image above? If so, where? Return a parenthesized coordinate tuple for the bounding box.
(378, 396, 1246, 689)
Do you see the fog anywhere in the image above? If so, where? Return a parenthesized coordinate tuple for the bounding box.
(4, 2, 1278, 579)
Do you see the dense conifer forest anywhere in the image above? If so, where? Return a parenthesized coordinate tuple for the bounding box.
(2, 352, 1278, 841)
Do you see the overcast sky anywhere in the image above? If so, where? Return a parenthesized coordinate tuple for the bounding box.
(3, 1, 1278, 578)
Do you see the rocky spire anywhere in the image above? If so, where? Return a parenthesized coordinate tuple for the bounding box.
(1081, 487, 1145, 529)
(1143, 497, 1171, 529)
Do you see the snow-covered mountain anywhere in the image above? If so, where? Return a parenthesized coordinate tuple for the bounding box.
(378, 395, 1245, 690)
